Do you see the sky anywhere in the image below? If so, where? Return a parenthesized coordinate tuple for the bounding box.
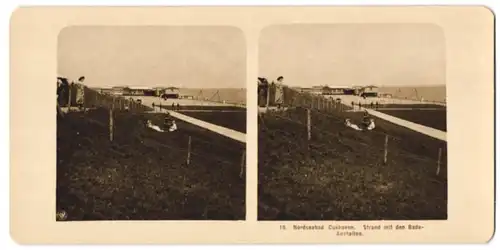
(259, 23, 446, 88)
(58, 26, 246, 88)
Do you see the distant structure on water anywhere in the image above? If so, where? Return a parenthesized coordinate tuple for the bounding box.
(95, 86, 181, 99)
(295, 85, 380, 98)
(161, 87, 180, 99)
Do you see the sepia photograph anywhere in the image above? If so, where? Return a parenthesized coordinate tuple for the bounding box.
(56, 26, 247, 220)
(10, 6, 494, 244)
(258, 24, 448, 221)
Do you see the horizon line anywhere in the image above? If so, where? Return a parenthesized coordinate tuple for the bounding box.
(289, 84, 446, 88)
(89, 86, 247, 89)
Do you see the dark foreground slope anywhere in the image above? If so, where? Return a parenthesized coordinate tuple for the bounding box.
(258, 107, 447, 220)
(57, 108, 245, 220)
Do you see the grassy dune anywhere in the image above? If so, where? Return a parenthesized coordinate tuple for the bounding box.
(258, 107, 447, 220)
(57, 108, 245, 220)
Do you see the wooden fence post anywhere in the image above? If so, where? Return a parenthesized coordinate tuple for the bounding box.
(239, 150, 245, 178)
(109, 108, 114, 142)
(187, 136, 192, 165)
(307, 108, 311, 141)
(383, 135, 389, 164)
(436, 148, 442, 175)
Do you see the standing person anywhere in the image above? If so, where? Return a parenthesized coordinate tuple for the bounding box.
(262, 78, 269, 107)
(56, 78, 65, 117)
(57, 77, 70, 107)
(75, 76, 86, 110)
(56, 77, 66, 106)
(275, 76, 285, 108)
(258, 78, 267, 107)
(375, 101, 379, 110)
(358, 101, 362, 110)
(370, 102, 374, 109)
(351, 101, 355, 109)
(57, 78, 62, 96)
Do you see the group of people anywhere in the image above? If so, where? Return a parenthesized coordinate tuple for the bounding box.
(351, 101, 380, 110)
(152, 102, 181, 110)
(146, 112, 177, 133)
(344, 111, 376, 131)
(57, 75, 87, 116)
(258, 76, 285, 107)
